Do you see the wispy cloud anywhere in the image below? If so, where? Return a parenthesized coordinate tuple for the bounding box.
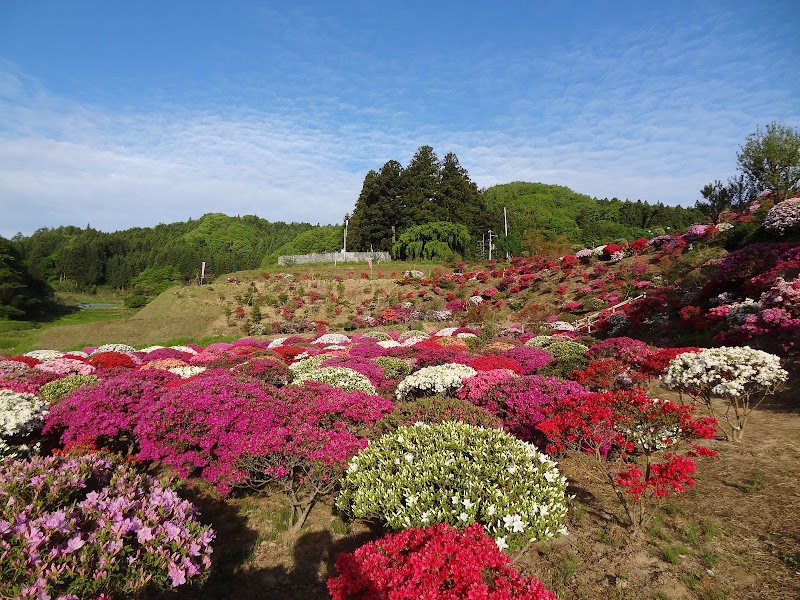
(1, 1, 798, 238)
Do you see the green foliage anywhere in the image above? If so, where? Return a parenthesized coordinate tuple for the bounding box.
(482, 182, 703, 250)
(262, 225, 344, 265)
(373, 356, 412, 380)
(737, 121, 800, 202)
(392, 222, 471, 261)
(130, 266, 182, 295)
(14, 215, 316, 291)
(337, 422, 568, 548)
(0, 236, 52, 319)
(38, 375, 99, 404)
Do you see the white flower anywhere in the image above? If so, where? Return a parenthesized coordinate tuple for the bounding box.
(404, 452, 414, 464)
(462, 498, 474, 510)
(502, 514, 526, 532)
(495, 536, 508, 551)
(459, 512, 469, 522)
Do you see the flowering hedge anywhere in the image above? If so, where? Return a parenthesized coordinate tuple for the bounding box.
(1, 389, 49, 458)
(538, 389, 717, 526)
(763, 197, 800, 234)
(328, 523, 558, 599)
(37, 374, 99, 404)
(337, 422, 568, 549)
(395, 363, 477, 401)
(663, 346, 788, 441)
(0, 454, 214, 599)
(291, 366, 377, 394)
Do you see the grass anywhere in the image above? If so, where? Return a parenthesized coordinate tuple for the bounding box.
(660, 544, 688, 564)
(726, 470, 768, 493)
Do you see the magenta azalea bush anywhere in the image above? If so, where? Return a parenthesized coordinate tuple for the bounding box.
(0, 454, 214, 599)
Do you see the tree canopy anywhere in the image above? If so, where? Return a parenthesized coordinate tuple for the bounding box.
(737, 121, 800, 203)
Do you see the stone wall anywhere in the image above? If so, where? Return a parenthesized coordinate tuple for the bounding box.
(277, 251, 391, 265)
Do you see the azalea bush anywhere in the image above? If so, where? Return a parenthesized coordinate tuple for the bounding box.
(327, 523, 558, 600)
(291, 366, 377, 394)
(538, 389, 717, 527)
(137, 375, 391, 531)
(37, 374, 99, 404)
(468, 375, 588, 442)
(763, 197, 800, 234)
(395, 363, 477, 401)
(0, 389, 49, 458)
(662, 346, 788, 441)
(337, 422, 568, 549)
(371, 395, 501, 437)
(0, 454, 214, 599)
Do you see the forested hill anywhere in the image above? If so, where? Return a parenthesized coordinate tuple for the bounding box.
(11, 213, 320, 290)
(9, 180, 702, 296)
(482, 182, 703, 255)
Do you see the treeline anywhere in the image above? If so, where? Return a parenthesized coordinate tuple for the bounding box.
(482, 181, 702, 255)
(11, 213, 317, 291)
(346, 146, 491, 253)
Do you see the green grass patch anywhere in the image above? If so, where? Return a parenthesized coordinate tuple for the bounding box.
(726, 470, 768, 493)
(660, 544, 688, 564)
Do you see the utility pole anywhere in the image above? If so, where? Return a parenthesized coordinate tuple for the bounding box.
(342, 214, 349, 254)
(504, 207, 510, 260)
(487, 229, 496, 261)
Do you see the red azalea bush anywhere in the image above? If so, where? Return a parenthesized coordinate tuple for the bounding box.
(638, 347, 700, 378)
(9, 355, 42, 367)
(467, 354, 524, 374)
(537, 389, 717, 526)
(89, 351, 136, 370)
(327, 523, 558, 600)
(570, 358, 649, 392)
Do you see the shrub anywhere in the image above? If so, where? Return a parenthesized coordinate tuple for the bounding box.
(43, 370, 177, 453)
(337, 422, 568, 548)
(538, 389, 717, 527)
(373, 356, 412, 380)
(662, 346, 788, 441)
(37, 374, 99, 404)
(395, 363, 477, 401)
(0, 454, 214, 599)
(763, 198, 800, 234)
(0, 389, 49, 458)
(470, 375, 589, 442)
(500, 346, 554, 374)
(327, 523, 558, 600)
(291, 366, 377, 394)
(137, 375, 391, 531)
(372, 395, 501, 437)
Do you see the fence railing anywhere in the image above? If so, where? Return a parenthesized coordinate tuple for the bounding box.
(574, 293, 647, 333)
(277, 251, 391, 266)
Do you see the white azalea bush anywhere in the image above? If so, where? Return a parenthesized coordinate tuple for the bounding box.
(663, 346, 788, 441)
(313, 332, 351, 345)
(92, 343, 137, 354)
(292, 366, 377, 394)
(763, 197, 800, 234)
(0, 389, 49, 457)
(395, 363, 477, 401)
(337, 422, 568, 549)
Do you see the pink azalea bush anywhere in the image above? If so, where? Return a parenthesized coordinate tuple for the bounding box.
(0, 454, 214, 599)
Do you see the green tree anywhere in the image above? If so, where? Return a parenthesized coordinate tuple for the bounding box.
(0, 236, 52, 319)
(392, 222, 471, 261)
(737, 121, 800, 202)
(401, 146, 442, 227)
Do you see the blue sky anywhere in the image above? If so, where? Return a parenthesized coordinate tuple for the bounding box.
(1, 0, 798, 238)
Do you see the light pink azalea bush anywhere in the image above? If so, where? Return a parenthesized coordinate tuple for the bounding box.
(0, 454, 214, 599)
